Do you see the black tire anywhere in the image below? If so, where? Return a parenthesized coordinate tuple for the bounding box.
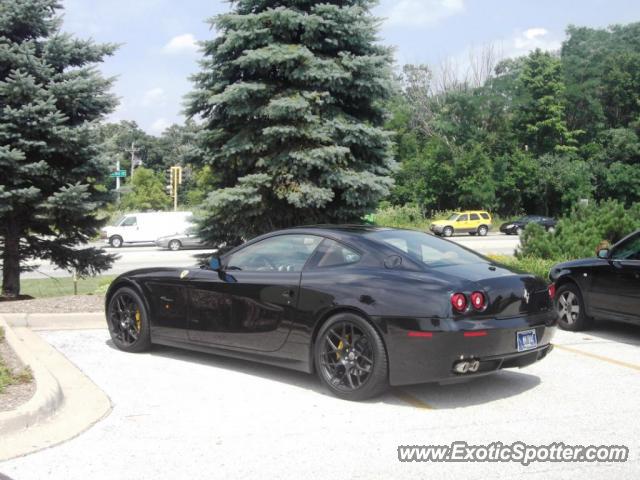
(443, 226, 454, 237)
(109, 235, 123, 248)
(555, 283, 592, 331)
(314, 312, 388, 401)
(168, 239, 182, 251)
(107, 287, 152, 352)
(477, 225, 489, 236)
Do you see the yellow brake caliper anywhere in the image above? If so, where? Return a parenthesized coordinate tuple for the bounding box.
(134, 308, 141, 332)
(336, 335, 350, 360)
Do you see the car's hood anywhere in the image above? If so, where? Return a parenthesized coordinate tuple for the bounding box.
(431, 219, 452, 226)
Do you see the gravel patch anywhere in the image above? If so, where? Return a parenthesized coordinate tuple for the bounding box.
(0, 295, 104, 314)
(0, 337, 35, 412)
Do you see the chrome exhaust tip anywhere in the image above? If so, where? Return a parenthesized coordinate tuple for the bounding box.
(453, 361, 470, 374)
(468, 360, 480, 373)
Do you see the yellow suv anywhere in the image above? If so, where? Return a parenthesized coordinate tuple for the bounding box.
(430, 211, 492, 237)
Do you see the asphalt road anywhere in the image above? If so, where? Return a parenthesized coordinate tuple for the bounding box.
(1, 322, 639, 479)
(18, 234, 520, 280)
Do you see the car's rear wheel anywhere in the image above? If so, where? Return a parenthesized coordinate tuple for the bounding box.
(107, 287, 151, 352)
(443, 226, 453, 237)
(109, 235, 123, 248)
(555, 283, 592, 331)
(477, 225, 489, 236)
(315, 313, 388, 401)
(168, 239, 182, 251)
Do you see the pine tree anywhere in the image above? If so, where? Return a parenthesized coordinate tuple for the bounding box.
(0, 0, 117, 297)
(186, 0, 396, 245)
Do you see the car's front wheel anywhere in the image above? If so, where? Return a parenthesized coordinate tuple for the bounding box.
(555, 283, 592, 331)
(315, 313, 388, 401)
(107, 287, 152, 352)
(443, 226, 454, 237)
(168, 239, 182, 251)
(109, 235, 123, 248)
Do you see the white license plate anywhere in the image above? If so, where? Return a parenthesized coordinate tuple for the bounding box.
(517, 329, 538, 352)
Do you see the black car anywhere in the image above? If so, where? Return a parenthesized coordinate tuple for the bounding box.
(500, 215, 557, 235)
(105, 226, 556, 400)
(550, 230, 640, 331)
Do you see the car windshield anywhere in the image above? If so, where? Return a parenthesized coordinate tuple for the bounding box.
(368, 230, 486, 268)
(517, 216, 532, 222)
(113, 216, 125, 226)
(447, 213, 460, 221)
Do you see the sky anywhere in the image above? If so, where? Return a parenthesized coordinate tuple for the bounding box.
(60, 0, 640, 136)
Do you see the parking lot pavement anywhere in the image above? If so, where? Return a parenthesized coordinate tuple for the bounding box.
(2, 324, 639, 480)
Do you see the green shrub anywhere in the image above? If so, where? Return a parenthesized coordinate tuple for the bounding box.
(488, 255, 557, 280)
(370, 204, 430, 230)
(518, 199, 640, 261)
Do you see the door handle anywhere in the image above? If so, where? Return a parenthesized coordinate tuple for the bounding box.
(282, 289, 295, 298)
(160, 296, 174, 303)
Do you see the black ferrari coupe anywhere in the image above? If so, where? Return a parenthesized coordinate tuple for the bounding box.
(105, 226, 556, 400)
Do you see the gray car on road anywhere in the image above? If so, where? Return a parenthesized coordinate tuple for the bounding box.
(155, 227, 210, 251)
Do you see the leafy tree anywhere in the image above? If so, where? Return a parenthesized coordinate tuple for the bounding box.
(120, 167, 171, 211)
(514, 49, 578, 155)
(0, 0, 116, 297)
(186, 0, 396, 245)
(453, 144, 495, 210)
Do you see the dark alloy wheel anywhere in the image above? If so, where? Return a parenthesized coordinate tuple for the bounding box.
(109, 235, 123, 248)
(168, 239, 182, 251)
(315, 313, 388, 401)
(555, 283, 592, 331)
(107, 287, 151, 352)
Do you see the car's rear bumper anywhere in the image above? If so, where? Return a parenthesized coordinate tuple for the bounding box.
(378, 313, 556, 386)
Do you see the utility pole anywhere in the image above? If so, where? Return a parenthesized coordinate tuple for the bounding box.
(115, 159, 121, 202)
(126, 142, 141, 179)
(168, 166, 183, 211)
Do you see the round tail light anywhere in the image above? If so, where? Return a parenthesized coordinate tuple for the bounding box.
(470, 291, 487, 310)
(451, 293, 468, 313)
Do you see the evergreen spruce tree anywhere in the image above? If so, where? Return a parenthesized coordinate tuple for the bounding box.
(0, 0, 117, 297)
(187, 0, 396, 245)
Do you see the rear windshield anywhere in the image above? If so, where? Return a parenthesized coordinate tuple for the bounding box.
(367, 230, 486, 268)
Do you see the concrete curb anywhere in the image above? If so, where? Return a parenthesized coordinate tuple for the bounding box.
(0, 314, 112, 461)
(0, 316, 63, 436)
(2, 312, 105, 330)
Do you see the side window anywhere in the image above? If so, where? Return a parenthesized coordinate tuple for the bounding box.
(457, 214, 469, 222)
(226, 235, 322, 272)
(480, 213, 490, 220)
(612, 234, 640, 261)
(470, 213, 480, 221)
(313, 239, 361, 268)
(121, 216, 137, 227)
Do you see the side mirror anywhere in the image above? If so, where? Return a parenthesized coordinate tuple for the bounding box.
(209, 256, 222, 271)
(597, 248, 610, 259)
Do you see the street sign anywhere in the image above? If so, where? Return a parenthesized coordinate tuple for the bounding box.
(110, 170, 127, 178)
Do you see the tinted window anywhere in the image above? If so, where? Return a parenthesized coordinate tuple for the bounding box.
(612, 234, 640, 261)
(368, 230, 485, 268)
(457, 214, 469, 222)
(121, 216, 137, 227)
(480, 213, 490, 220)
(470, 213, 480, 221)
(226, 235, 322, 272)
(447, 213, 460, 221)
(313, 239, 361, 268)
